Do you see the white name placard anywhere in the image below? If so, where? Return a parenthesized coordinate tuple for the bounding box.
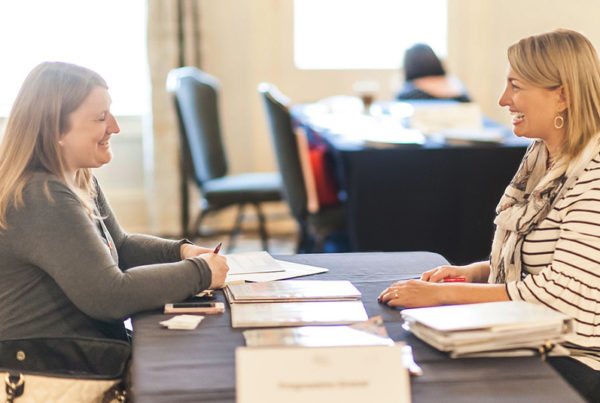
(235, 344, 410, 403)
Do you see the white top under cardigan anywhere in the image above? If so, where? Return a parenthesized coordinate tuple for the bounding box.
(506, 152, 600, 370)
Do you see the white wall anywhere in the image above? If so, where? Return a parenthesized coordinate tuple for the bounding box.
(198, 0, 400, 175)
(198, 0, 600, 177)
(108, 0, 600, 233)
(448, 0, 600, 125)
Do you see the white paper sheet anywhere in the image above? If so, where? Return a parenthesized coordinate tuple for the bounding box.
(225, 251, 285, 275)
(225, 259, 328, 283)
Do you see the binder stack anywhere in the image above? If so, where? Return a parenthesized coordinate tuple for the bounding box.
(401, 301, 573, 358)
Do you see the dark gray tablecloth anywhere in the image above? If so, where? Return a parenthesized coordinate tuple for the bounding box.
(131, 252, 584, 402)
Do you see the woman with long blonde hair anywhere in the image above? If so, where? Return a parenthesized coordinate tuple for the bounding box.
(380, 29, 600, 400)
(0, 62, 228, 342)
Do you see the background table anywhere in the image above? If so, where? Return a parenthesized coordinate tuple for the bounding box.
(132, 252, 584, 402)
(291, 102, 529, 264)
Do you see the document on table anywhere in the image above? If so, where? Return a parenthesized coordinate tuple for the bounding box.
(236, 344, 411, 403)
(225, 259, 328, 283)
(225, 280, 361, 303)
(225, 251, 285, 275)
(242, 316, 394, 347)
(230, 300, 369, 328)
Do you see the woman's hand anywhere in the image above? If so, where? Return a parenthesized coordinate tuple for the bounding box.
(378, 263, 509, 308)
(378, 279, 444, 308)
(421, 261, 491, 283)
(420, 265, 472, 282)
(199, 253, 229, 289)
(180, 243, 213, 259)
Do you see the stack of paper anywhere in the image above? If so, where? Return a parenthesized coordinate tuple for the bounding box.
(225, 280, 367, 328)
(410, 102, 483, 135)
(225, 280, 361, 303)
(241, 318, 423, 376)
(433, 127, 506, 145)
(401, 301, 573, 358)
(230, 300, 368, 328)
(242, 316, 393, 347)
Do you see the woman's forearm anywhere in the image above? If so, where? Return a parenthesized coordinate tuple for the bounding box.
(468, 260, 491, 283)
(379, 278, 510, 308)
(439, 282, 509, 305)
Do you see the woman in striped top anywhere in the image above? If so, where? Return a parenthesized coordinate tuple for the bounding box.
(379, 29, 600, 400)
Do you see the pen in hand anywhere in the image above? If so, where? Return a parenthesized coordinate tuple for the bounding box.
(443, 277, 465, 283)
(213, 242, 223, 254)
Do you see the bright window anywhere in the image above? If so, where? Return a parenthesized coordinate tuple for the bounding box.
(0, 0, 147, 116)
(294, 0, 448, 70)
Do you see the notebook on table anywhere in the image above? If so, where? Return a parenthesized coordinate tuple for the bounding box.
(224, 280, 361, 304)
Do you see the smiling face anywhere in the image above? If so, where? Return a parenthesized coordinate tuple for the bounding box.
(59, 86, 120, 178)
(498, 67, 567, 156)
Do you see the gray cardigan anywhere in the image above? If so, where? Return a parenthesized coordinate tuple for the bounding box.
(0, 172, 211, 340)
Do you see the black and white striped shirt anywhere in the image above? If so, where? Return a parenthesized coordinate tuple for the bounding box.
(507, 153, 600, 370)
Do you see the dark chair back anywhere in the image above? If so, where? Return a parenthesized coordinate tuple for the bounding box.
(258, 83, 307, 221)
(166, 67, 228, 187)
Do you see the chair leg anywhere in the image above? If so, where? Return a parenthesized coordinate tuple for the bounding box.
(192, 207, 212, 238)
(296, 223, 313, 253)
(254, 203, 269, 251)
(312, 228, 327, 254)
(180, 159, 190, 238)
(227, 204, 245, 253)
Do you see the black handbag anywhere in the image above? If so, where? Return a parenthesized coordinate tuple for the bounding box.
(0, 337, 131, 403)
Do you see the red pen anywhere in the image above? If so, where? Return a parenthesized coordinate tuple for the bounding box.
(213, 242, 223, 254)
(443, 277, 466, 283)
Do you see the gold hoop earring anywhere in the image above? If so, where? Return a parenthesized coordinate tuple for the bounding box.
(554, 115, 564, 129)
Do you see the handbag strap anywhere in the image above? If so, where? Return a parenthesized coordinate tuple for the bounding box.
(4, 373, 24, 403)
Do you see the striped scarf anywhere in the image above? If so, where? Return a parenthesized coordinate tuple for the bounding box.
(489, 136, 600, 284)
